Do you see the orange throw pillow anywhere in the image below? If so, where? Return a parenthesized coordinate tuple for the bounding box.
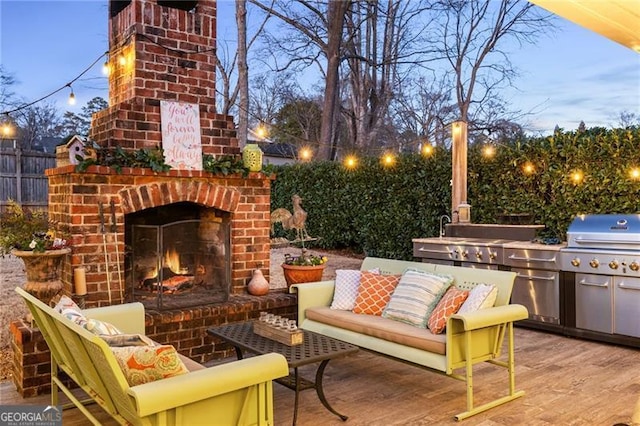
(352, 272, 401, 316)
(427, 287, 469, 334)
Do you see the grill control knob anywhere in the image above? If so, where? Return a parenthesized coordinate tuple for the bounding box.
(489, 251, 497, 260)
(461, 250, 468, 259)
(589, 258, 599, 269)
(571, 258, 581, 267)
(609, 260, 619, 270)
(630, 261, 640, 272)
(475, 251, 482, 260)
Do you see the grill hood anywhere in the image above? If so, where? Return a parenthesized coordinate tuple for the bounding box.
(566, 214, 640, 250)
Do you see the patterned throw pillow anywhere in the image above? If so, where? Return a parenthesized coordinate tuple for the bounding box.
(427, 287, 469, 334)
(330, 268, 380, 310)
(352, 272, 401, 316)
(382, 269, 454, 328)
(111, 345, 189, 386)
(54, 295, 122, 336)
(457, 283, 498, 314)
(330, 270, 364, 310)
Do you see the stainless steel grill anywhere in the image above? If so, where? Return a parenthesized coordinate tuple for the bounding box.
(562, 214, 640, 276)
(561, 214, 640, 338)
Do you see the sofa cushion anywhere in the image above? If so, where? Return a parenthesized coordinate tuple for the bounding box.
(457, 283, 498, 314)
(306, 306, 446, 355)
(427, 287, 469, 334)
(111, 344, 189, 386)
(382, 269, 453, 328)
(352, 272, 401, 316)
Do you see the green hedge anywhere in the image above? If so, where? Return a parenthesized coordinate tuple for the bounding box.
(270, 127, 640, 259)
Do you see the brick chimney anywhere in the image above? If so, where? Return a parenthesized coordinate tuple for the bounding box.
(91, 0, 236, 155)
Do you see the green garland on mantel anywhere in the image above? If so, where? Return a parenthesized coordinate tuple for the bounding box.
(75, 143, 250, 176)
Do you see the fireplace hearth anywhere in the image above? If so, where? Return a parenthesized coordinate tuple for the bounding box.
(128, 202, 231, 310)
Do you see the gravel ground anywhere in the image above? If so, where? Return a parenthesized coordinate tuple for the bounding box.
(0, 247, 363, 382)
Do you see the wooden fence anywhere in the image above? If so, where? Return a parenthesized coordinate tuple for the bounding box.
(0, 147, 55, 212)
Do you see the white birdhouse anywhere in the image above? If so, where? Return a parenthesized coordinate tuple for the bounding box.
(55, 135, 95, 167)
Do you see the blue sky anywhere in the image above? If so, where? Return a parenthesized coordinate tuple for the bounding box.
(0, 0, 638, 135)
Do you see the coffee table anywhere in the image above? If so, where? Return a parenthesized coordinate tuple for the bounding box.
(207, 321, 358, 425)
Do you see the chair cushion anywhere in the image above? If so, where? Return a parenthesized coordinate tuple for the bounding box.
(352, 272, 401, 316)
(111, 344, 189, 386)
(427, 287, 469, 334)
(381, 269, 453, 328)
(457, 283, 498, 314)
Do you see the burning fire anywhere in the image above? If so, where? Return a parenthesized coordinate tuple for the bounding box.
(164, 247, 184, 274)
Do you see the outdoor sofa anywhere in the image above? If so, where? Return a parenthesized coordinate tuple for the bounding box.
(16, 287, 289, 426)
(291, 256, 528, 420)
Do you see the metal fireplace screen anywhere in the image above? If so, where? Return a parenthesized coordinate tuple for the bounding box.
(130, 218, 230, 310)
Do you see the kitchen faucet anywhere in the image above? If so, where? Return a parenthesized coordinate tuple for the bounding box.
(439, 214, 451, 238)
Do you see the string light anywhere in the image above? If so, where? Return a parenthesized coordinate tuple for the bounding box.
(570, 170, 584, 185)
(629, 167, 640, 180)
(298, 147, 312, 161)
(482, 144, 496, 158)
(421, 144, 434, 156)
(344, 155, 358, 169)
(255, 123, 268, 139)
(522, 162, 535, 175)
(381, 152, 396, 167)
(1, 115, 14, 138)
(67, 85, 76, 106)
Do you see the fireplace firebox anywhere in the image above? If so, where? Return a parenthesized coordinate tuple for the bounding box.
(126, 202, 230, 310)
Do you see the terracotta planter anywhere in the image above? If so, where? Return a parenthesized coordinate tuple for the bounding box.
(12, 248, 71, 305)
(281, 263, 326, 288)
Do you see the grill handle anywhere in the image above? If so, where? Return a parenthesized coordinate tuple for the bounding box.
(417, 248, 452, 255)
(618, 281, 640, 291)
(573, 237, 637, 246)
(515, 273, 555, 281)
(578, 278, 609, 288)
(508, 254, 556, 263)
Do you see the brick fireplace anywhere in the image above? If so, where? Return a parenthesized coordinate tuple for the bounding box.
(11, 0, 297, 397)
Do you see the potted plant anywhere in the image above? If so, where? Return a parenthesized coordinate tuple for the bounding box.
(0, 200, 71, 303)
(281, 248, 328, 288)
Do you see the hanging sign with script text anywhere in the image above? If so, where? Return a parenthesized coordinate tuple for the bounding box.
(160, 100, 203, 170)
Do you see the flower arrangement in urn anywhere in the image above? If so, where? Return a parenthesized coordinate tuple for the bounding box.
(0, 200, 71, 304)
(0, 200, 70, 256)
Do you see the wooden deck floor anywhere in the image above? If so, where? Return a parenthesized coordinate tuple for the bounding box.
(1, 327, 639, 425)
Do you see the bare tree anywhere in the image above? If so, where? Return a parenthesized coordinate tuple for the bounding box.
(391, 75, 457, 148)
(14, 102, 62, 150)
(236, 0, 249, 148)
(434, 0, 554, 127)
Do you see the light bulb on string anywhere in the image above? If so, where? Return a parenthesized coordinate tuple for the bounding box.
(381, 152, 395, 167)
(102, 60, 111, 76)
(1, 116, 13, 138)
(570, 170, 584, 185)
(482, 144, 495, 158)
(67, 85, 76, 106)
(344, 155, 358, 169)
(421, 143, 434, 157)
(522, 162, 535, 175)
(299, 147, 312, 161)
(629, 167, 640, 180)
